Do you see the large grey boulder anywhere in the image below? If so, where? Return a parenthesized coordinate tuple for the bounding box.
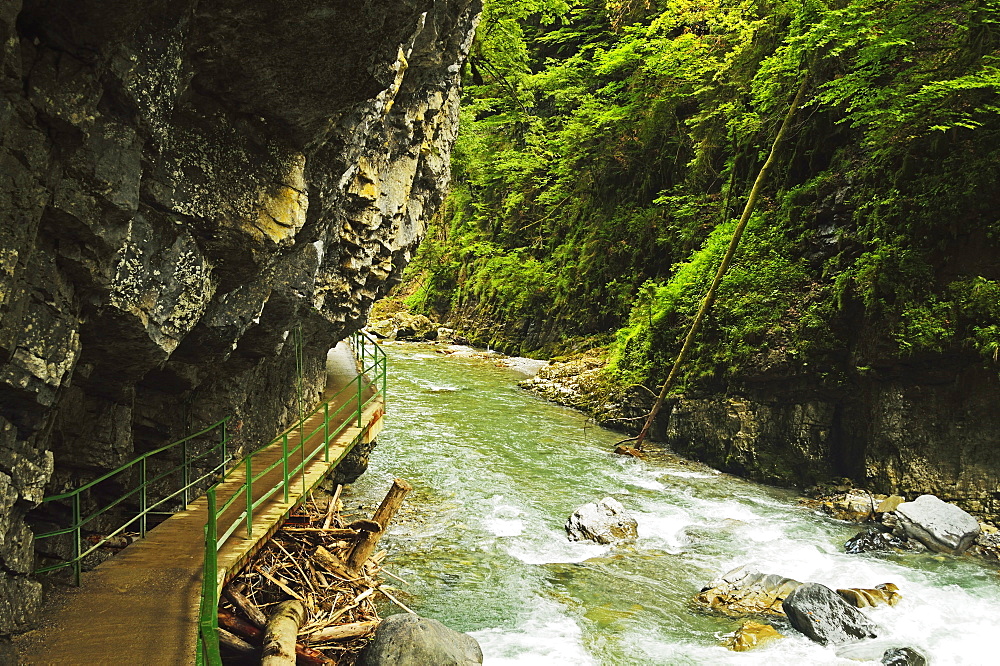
(782, 582, 879, 645)
(565, 497, 638, 544)
(359, 614, 483, 666)
(894, 494, 981, 554)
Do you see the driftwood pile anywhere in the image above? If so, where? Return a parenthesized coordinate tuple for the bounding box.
(218, 479, 413, 665)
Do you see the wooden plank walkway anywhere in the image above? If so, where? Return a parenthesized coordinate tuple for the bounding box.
(15, 343, 384, 665)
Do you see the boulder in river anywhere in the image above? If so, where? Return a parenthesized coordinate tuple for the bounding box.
(882, 646, 928, 665)
(782, 582, 879, 645)
(565, 497, 638, 544)
(969, 526, 1000, 561)
(845, 527, 911, 554)
(724, 620, 783, 651)
(876, 495, 906, 514)
(822, 489, 879, 522)
(359, 614, 483, 666)
(893, 494, 981, 554)
(695, 565, 802, 617)
(836, 583, 900, 608)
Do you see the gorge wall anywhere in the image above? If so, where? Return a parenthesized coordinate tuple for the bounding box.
(0, 0, 480, 648)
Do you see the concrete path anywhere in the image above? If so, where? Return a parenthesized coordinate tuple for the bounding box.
(15, 342, 384, 665)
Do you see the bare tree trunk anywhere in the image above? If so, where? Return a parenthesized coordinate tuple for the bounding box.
(346, 478, 412, 571)
(307, 619, 380, 642)
(632, 74, 810, 450)
(261, 600, 306, 666)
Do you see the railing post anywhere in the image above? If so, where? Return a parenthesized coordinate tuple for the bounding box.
(245, 457, 253, 538)
(140, 457, 148, 538)
(356, 376, 363, 427)
(323, 402, 330, 462)
(202, 488, 221, 665)
(206, 487, 217, 558)
(282, 433, 289, 503)
(221, 419, 228, 481)
(182, 439, 190, 507)
(72, 494, 81, 587)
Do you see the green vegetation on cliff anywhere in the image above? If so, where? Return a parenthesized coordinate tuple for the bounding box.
(405, 0, 1000, 391)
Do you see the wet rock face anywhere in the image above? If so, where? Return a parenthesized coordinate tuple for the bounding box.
(892, 494, 981, 554)
(359, 614, 483, 666)
(660, 360, 1000, 523)
(695, 565, 802, 617)
(1, 0, 480, 639)
(724, 620, 783, 652)
(782, 582, 879, 646)
(845, 527, 912, 555)
(882, 646, 928, 666)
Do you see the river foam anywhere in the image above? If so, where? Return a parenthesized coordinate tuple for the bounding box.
(472, 599, 596, 665)
(350, 343, 1000, 665)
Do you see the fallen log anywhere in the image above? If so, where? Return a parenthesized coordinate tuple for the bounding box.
(218, 611, 331, 666)
(262, 600, 307, 666)
(347, 478, 412, 571)
(346, 519, 382, 533)
(224, 583, 268, 629)
(307, 619, 379, 642)
(314, 545, 356, 580)
(219, 628, 257, 657)
(281, 527, 359, 538)
(218, 610, 261, 642)
(322, 485, 343, 530)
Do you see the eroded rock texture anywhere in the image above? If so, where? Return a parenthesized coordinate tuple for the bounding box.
(660, 362, 1000, 524)
(0, 0, 480, 639)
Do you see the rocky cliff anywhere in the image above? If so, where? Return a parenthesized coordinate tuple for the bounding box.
(0, 0, 480, 646)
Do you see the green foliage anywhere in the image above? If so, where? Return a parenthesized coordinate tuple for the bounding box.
(402, 0, 1000, 384)
(610, 213, 812, 386)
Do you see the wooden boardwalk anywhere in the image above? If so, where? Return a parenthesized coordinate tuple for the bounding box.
(15, 343, 384, 665)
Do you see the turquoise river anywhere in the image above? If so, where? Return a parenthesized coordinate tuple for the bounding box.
(348, 343, 1000, 665)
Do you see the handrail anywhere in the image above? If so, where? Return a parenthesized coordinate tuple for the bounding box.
(197, 331, 386, 665)
(33, 418, 231, 585)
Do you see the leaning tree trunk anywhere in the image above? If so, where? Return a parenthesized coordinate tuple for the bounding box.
(632, 74, 810, 450)
(261, 600, 306, 666)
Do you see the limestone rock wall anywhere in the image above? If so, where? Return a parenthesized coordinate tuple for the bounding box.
(0, 0, 480, 641)
(660, 357, 1000, 523)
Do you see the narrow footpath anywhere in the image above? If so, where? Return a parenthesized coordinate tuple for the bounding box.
(15, 342, 383, 665)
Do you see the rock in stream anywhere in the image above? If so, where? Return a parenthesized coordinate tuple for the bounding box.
(782, 582, 879, 645)
(359, 614, 483, 666)
(893, 494, 981, 554)
(695, 565, 802, 617)
(565, 497, 638, 545)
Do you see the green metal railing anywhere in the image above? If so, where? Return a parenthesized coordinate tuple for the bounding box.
(197, 331, 386, 665)
(34, 418, 231, 585)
